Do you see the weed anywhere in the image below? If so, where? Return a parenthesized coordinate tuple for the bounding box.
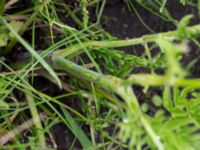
(1, 0, 200, 149)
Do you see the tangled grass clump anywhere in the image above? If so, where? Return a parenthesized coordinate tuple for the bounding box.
(1, 0, 200, 149)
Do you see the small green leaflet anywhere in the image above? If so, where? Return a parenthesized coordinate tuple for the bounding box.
(0, 33, 8, 47)
(177, 15, 193, 39)
(0, 20, 24, 47)
(8, 21, 24, 38)
(180, 0, 186, 5)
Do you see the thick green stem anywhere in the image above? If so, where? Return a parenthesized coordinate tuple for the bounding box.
(52, 24, 200, 59)
(54, 57, 122, 91)
(54, 57, 164, 149)
(126, 74, 200, 88)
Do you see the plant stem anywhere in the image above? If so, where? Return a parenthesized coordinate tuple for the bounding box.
(54, 58, 122, 91)
(52, 23, 200, 59)
(126, 74, 200, 88)
(81, 0, 89, 29)
(54, 57, 164, 149)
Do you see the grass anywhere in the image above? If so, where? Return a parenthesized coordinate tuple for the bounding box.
(1, 0, 200, 149)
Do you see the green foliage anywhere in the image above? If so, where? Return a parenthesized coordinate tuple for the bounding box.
(0, 77, 9, 110)
(81, 0, 89, 29)
(0, 20, 23, 47)
(92, 48, 148, 77)
(0, 33, 8, 47)
(1, 0, 200, 149)
(177, 15, 193, 39)
(157, 37, 186, 81)
(180, 0, 186, 5)
(8, 21, 24, 38)
(61, 107, 93, 149)
(198, 0, 200, 13)
(150, 87, 200, 149)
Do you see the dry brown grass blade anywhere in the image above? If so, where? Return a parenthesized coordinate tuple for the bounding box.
(4, 0, 18, 10)
(0, 113, 46, 146)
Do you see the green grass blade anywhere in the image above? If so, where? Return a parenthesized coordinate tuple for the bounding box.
(1, 17, 62, 88)
(24, 86, 46, 149)
(0, 0, 5, 16)
(61, 107, 93, 150)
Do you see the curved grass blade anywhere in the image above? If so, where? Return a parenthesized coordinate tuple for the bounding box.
(1, 17, 62, 88)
